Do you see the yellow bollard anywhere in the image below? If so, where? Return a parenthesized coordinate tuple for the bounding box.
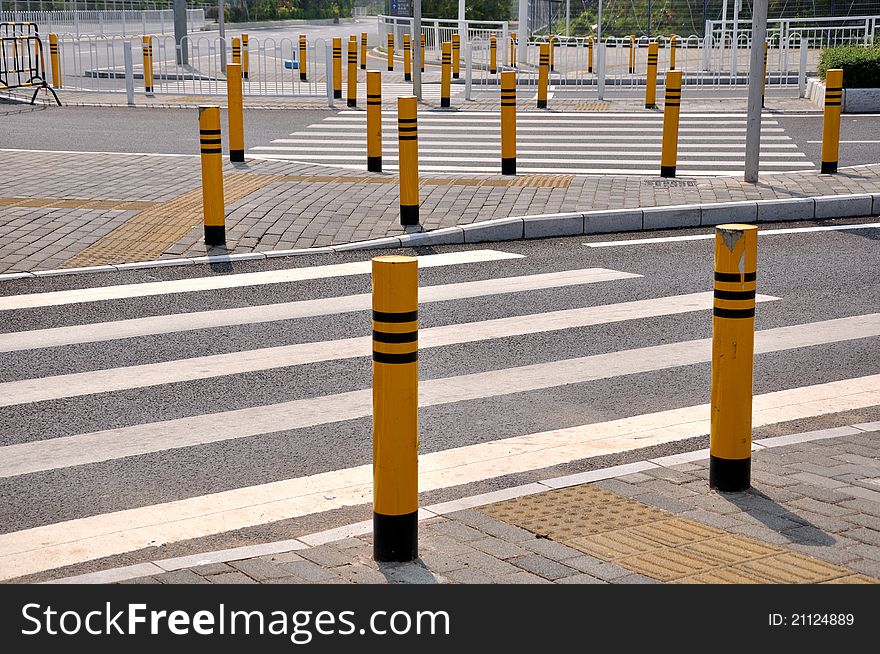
(371, 255, 419, 563)
(347, 38, 357, 108)
(332, 36, 342, 99)
(537, 42, 549, 109)
(670, 34, 677, 70)
(387, 32, 394, 71)
(398, 97, 419, 225)
(762, 41, 768, 108)
(403, 33, 412, 82)
(226, 62, 244, 162)
(501, 70, 516, 175)
(452, 33, 461, 79)
(490, 35, 497, 74)
(298, 34, 307, 81)
(645, 42, 658, 109)
(549, 34, 555, 71)
(232, 36, 240, 66)
(420, 33, 425, 72)
(709, 224, 758, 492)
(142, 35, 154, 95)
(629, 34, 635, 73)
(510, 32, 517, 66)
(361, 32, 368, 70)
(440, 41, 451, 108)
(198, 106, 226, 246)
(660, 69, 682, 178)
(242, 33, 249, 80)
(588, 36, 593, 73)
(48, 33, 61, 88)
(367, 71, 382, 172)
(821, 68, 843, 174)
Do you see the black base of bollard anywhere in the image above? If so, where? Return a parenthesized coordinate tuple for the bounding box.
(490, 69, 497, 74)
(373, 512, 418, 562)
(441, 97, 450, 108)
(502, 158, 516, 176)
(709, 455, 751, 492)
(645, 103, 657, 109)
(405, 74, 411, 81)
(388, 67, 394, 72)
(660, 165, 676, 178)
(300, 74, 307, 81)
(453, 73, 459, 79)
(537, 99, 547, 108)
(204, 225, 226, 247)
(334, 90, 342, 99)
(230, 150, 244, 163)
(368, 156, 382, 172)
(400, 204, 419, 225)
(347, 99, 357, 107)
(821, 161, 838, 174)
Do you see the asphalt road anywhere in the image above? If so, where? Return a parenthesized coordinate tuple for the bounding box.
(0, 219, 878, 579)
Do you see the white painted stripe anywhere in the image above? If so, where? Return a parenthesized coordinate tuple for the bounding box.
(0, 250, 522, 312)
(586, 223, 880, 247)
(310, 125, 787, 133)
(289, 132, 795, 141)
(266, 139, 799, 149)
(405, 112, 779, 118)
(0, 292, 777, 407)
(808, 140, 880, 144)
(324, 117, 776, 126)
(0, 268, 637, 353)
(3, 373, 878, 580)
(1, 313, 874, 479)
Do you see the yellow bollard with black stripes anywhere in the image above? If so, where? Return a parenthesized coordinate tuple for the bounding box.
(510, 32, 517, 67)
(710, 224, 758, 492)
(645, 42, 658, 109)
(501, 70, 516, 175)
(232, 36, 241, 66)
(387, 33, 394, 71)
(48, 33, 61, 88)
(198, 106, 226, 246)
(420, 33, 426, 72)
(398, 97, 419, 225)
(440, 41, 451, 108)
(361, 32, 368, 70)
(367, 71, 382, 172)
(371, 255, 419, 563)
(670, 34, 677, 70)
(346, 38, 358, 108)
(332, 37, 342, 99)
(549, 34, 555, 71)
(820, 68, 843, 174)
(762, 41, 768, 108)
(629, 34, 635, 73)
(537, 42, 549, 109)
(403, 33, 412, 82)
(142, 35, 154, 95)
(588, 36, 593, 73)
(226, 62, 244, 162)
(242, 33, 249, 80)
(490, 35, 497, 74)
(660, 69, 682, 177)
(298, 34, 307, 81)
(452, 33, 461, 79)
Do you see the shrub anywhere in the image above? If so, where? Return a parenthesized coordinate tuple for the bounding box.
(819, 46, 880, 88)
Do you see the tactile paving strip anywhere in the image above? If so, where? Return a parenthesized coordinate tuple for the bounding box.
(0, 197, 156, 211)
(276, 175, 573, 189)
(480, 485, 878, 584)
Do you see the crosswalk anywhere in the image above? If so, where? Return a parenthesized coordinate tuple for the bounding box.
(249, 111, 815, 176)
(0, 238, 877, 581)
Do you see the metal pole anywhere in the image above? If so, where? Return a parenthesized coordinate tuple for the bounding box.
(719, 0, 728, 68)
(413, 0, 421, 100)
(174, 0, 187, 65)
(326, 42, 334, 108)
(218, 0, 225, 74)
(465, 42, 472, 100)
(566, 0, 569, 36)
(517, 0, 527, 67)
(123, 40, 134, 105)
(597, 0, 602, 43)
(597, 42, 605, 100)
(731, 0, 740, 78)
(743, 0, 768, 183)
(647, 0, 651, 37)
(798, 36, 807, 98)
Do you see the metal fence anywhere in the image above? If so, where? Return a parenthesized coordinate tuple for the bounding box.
(0, 9, 207, 36)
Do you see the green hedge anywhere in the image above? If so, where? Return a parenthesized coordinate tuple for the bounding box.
(819, 46, 880, 88)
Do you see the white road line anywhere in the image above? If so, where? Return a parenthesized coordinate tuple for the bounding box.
(586, 223, 880, 247)
(251, 149, 808, 161)
(0, 250, 521, 312)
(288, 132, 795, 141)
(264, 139, 799, 149)
(2, 313, 875, 479)
(2, 373, 877, 581)
(807, 140, 880, 144)
(0, 268, 638, 352)
(0, 292, 777, 407)
(325, 117, 777, 126)
(308, 125, 787, 133)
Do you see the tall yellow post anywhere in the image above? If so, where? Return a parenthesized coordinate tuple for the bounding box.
(510, 32, 517, 66)
(48, 33, 61, 88)
(403, 33, 412, 82)
(645, 42, 658, 108)
(762, 41, 768, 107)
(298, 34, 307, 81)
(452, 33, 461, 79)
(821, 68, 843, 174)
(367, 71, 382, 172)
(537, 42, 549, 109)
(710, 224, 758, 492)
(387, 32, 394, 71)
(670, 34, 677, 70)
(332, 37, 342, 99)
(198, 106, 225, 246)
(232, 36, 240, 66)
(361, 32, 368, 70)
(660, 69, 682, 177)
(440, 41, 451, 108)
(371, 255, 419, 563)
(588, 36, 593, 73)
(242, 33, 249, 80)
(548, 34, 555, 71)
(347, 38, 358, 108)
(629, 34, 635, 73)
(398, 97, 419, 225)
(142, 35, 154, 95)
(227, 62, 244, 162)
(420, 33, 425, 72)
(490, 35, 497, 74)
(501, 70, 516, 175)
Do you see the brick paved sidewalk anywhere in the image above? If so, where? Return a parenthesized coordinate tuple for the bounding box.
(107, 427, 880, 585)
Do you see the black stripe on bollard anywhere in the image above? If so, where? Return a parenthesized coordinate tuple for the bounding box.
(373, 512, 418, 562)
(715, 271, 757, 282)
(368, 156, 382, 172)
(204, 224, 226, 246)
(400, 204, 419, 225)
(709, 456, 751, 493)
(660, 165, 676, 178)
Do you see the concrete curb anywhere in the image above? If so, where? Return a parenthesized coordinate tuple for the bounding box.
(43, 422, 878, 584)
(1, 191, 878, 282)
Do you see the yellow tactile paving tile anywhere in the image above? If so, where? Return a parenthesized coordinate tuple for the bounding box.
(627, 518, 719, 549)
(679, 535, 780, 566)
(0, 197, 156, 211)
(274, 175, 572, 189)
(822, 575, 880, 584)
(619, 547, 722, 582)
(569, 530, 662, 561)
(731, 552, 853, 584)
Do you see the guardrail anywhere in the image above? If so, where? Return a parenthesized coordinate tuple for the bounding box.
(0, 9, 207, 37)
(0, 27, 60, 104)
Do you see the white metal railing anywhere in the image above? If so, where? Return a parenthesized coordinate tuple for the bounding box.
(378, 14, 508, 64)
(706, 14, 878, 51)
(0, 9, 207, 36)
